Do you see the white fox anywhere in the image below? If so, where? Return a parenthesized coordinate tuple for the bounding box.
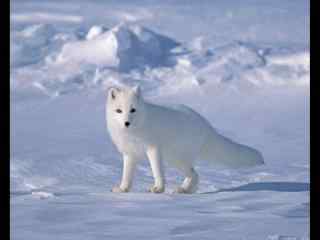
(106, 85, 264, 194)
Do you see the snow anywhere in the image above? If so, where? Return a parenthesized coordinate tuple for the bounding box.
(10, 0, 309, 239)
(11, 12, 84, 23)
(55, 23, 179, 71)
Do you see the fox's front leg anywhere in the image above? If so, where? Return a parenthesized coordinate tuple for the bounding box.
(112, 154, 137, 193)
(146, 146, 165, 193)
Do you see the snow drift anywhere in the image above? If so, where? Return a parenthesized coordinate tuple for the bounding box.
(10, 23, 309, 101)
(10, 24, 57, 67)
(56, 23, 180, 72)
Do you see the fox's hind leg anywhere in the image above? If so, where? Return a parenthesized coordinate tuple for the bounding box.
(174, 167, 199, 194)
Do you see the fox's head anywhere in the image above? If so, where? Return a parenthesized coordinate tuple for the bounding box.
(106, 85, 145, 129)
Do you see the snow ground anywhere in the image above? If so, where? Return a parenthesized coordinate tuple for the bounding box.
(10, 0, 309, 239)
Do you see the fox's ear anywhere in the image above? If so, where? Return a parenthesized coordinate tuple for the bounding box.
(132, 85, 141, 97)
(108, 87, 120, 100)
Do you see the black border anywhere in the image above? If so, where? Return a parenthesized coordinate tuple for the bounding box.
(310, 0, 318, 239)
(2, 0, 10, 239)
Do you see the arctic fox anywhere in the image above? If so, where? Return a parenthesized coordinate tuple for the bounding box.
(106, 85, 264, 194)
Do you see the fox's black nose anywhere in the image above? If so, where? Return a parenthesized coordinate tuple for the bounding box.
(125, 121, 130, 127)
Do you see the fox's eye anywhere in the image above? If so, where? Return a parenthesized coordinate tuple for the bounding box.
(130, 108, 136, 113)
(116, 109, 122, 113)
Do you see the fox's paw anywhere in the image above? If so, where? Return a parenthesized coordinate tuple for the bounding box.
(173, 186, 192, 194)
(111, 185, 129, 193)
(148, 185, 165, 193)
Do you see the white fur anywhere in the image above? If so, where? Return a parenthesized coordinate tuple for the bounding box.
(106, 85, 264, 194)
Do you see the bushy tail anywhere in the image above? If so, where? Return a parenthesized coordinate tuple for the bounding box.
(199, 130, 264, 169)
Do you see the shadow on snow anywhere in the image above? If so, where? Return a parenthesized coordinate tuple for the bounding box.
(201, 182, 309, 194)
